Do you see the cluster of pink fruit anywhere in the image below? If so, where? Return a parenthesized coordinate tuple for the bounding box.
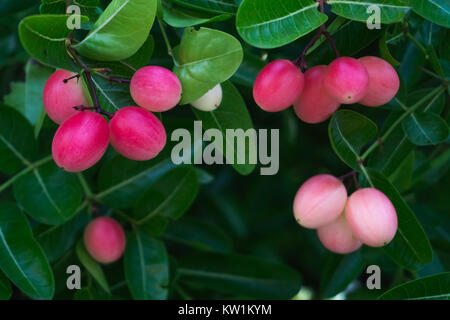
(293, 174, 398, 254)
(253, 56, 400, 123)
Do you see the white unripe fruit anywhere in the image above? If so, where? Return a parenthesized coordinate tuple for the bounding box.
(191, 84, 223, 111)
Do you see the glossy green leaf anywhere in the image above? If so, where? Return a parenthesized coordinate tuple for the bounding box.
(367, 170, 433, 268)
(236, 0, 327, 49)
(168, 0, 238, 14)
(402, 112, 449, 146)
(0, 270, 12, 300)
(379, 30, 401, 66)
(0, 106, 37, 174)
(192, 81, 256, 175)
(177, 251, 301, 299)
(328, 0, 410, 24)
(124, 231, 169, 300)
(97, 155, 177, 209)
(162, 1, 232, 27)
(89, 75, 135, 113)
(320, 251, 365, 298)
(410, 0, 450, 28)
(76, 240, 110, 294)
(133, 166, 199, 223)
(0, 202, 54, 300)
(19, 15, 88, 71)
(329, 110, 378, 170)
(74, 0, 157, 61)
(378, 272, 450, 300)
(13, 162, 83, 226)
(35, 210, 90, 263)
(173, 27, 243, 104)
(164, 216, 233, 253)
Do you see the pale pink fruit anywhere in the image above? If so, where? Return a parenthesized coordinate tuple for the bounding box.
(317, 214, 362, 254)
(52, 111, 109, 172)
(345, 188, 398, 247)
(293, 174, 347, 229)
(43, 70, 89, 124)
(84, 217, 126, 264)
(358, 56, 400, 107)
(253, 59, 304, 112)
(294, 65, 341, 124)
(324, 57, 369, 104)
(110, 107, 166, 161)
(130, 66, 182, 112)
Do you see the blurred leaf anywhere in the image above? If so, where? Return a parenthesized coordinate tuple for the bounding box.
(328, 0, 409, 23)
(164, 216, 233, 253)
(367, 170, 433, 269)
(3, 82, 26, 115)
(402, 112, 449, 146)
(192, 81, 256, 175)
(35, 210, 90, 263)
(162, 1, 232, 27)
(329, 110, 378, 170)
(320, 251, 365, 298)
(236, 0, 327, 49)
(124, 231, 169, 300)
(133, 166, 199, 223)
(73, 283, 111, 300)
(19, 15, 88, 71)
(13, 162, 83, 226)
(76, 240, 110, 294)
(0, 106, 37, 174)
(0, 202, 54, 300)
(0, 270, 12, 300)
(173, 27, 243, 104)
(379, 31, 401, 66)
(410, 0, 450, 28)
(169, 0, 238, 14)
(389, 151, 414, 191)
(378, 272, 450, 300)
(74, 0, 156, 61)
(177, 251, 301, 299)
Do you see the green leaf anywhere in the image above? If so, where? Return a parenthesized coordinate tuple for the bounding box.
(177, 251, 302, 299)
(164, 216, 233, 253)
(35, 210, 90, 263)
(378, 272, 450, 300)
(0, 270, 12, 300)
(0, 106, 37, 174)
(74, 0, 157, 61)
(173, 27, 243, 104)
(13, 162, 83, 226)
(192, 81, 256, 175)
(3, 82, 26, 116)
(25, 60, 53, 133)
(367, 170, 433, 268)
(19, 15, 88, 71)
(379, 30, 401, 66)
(320, 251, 365, 298)
(410, 0, 450, 28)
(168, 0, 238, 14)
(402, 112, 449, 146)
(76, 240, 110, 294)
(89, 75, 135, 113)
(0, 202, 54, 300)
(133, 166, 199, 223)
(236, 0, 327, 49)
(97, 155, 177, 209)
(124, 231, 169, 300)
(73, 283, 111, 300)
(162, 1, 232, 27)
(328, 0, 410, 24)
(329, 110, 378, 170)
(40, 0, 65, 14)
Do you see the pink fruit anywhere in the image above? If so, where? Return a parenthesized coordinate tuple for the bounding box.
(84, 217, 126, 264)
(345, 188, 398, 247)
(130, 66, 182, 112)
(358, 56, 400, 107)
(324, 57, 369, 104)
(253, 59, 304, 112)
(294, 65, 341, 124)
(43, 69, 89, 124)
(52, 111, 110, 172)
(317, 214, 362, 254)
(110, 107, 167, 161)
(293, 174, 347, 229)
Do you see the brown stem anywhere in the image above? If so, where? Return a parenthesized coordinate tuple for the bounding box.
(74, 105, 114, 119)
